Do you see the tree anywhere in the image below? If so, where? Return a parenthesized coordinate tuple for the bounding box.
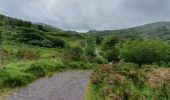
(120, 39, 170, 66)
(84, 36, 96, 57)
(102, 35, 120, 51)
(96, 35, 103, 45)
(101, 35, 120, 62)
(104, 48, 120, 62)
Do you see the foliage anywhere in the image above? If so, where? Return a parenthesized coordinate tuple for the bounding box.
(101, 35, 120, 62)
(92, 56, 108, 64)
(12, 28, 65, 48)
(67, 61, 94, 69)
(26, 63, 47, 78)
(90, 64, 170, 99)
(16, 48, 40, 60)
(84, 36, 96, 57)
(104, 48, 120, 62)
(70, 45, 83, 60)
(120, 39, 170, 66)
(0, 70, 34, 87)
(102, 35, 120, 51)
(96, 35, 103, 45)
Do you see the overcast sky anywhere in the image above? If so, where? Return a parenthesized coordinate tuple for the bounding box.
(0, 0, 170, 32)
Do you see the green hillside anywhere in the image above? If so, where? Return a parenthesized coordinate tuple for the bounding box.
(88, 22, 170, 40)
(0, 14, 84, 47)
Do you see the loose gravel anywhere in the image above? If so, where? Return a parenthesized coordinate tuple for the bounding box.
(4, 70, 92, 100)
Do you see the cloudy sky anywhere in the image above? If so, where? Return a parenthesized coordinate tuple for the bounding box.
(0, 0, 170, 32)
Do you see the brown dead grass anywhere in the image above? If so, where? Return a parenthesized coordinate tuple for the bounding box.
(146, 67, 170, 88)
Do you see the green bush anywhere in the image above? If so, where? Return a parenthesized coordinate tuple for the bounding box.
(120, 39, 170, 66)
(0, 79, 3, 88)
(96, 35, 103, 45)
(104, 48, 120, 62)
(70, 45, 83, 60)
(102, 35, 120, 51)
(48, 36, 65, 48)
(93, 56, 108, 64)
(67, 61, 93, 69)
(26, 63, 47, 78)
(84, 36, 96, 57)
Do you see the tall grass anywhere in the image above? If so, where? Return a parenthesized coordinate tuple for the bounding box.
(0, 58, 95, 92)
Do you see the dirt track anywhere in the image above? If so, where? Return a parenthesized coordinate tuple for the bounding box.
(7, 70, 91, 100)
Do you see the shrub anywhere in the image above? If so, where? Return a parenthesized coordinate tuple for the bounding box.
(48, 36, 65, 48)
(102, 35, 120, 51)
(39, 40, 53, 48)
(120, 39, 170, 66)
(26, 63, 47, 78)
(67, 61, 93, 69)
(70, 45, 83, 60)
(93, 56, 108, 64)
(96, 35, 103, 45)
(84, 36, 96, 57)
(104, 48, 120, 62)
(0, 79, 3, 88)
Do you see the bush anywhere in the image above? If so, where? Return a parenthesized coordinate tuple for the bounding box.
(93, 56, 108, 64)
(48, 36, 65, 48)
(120, 39, 170, 66)
(96, 35, 103, 45)
(26, 63, 47, 78)
(70, 45, 83, 60)
(104, 48, 120, 62)
(0, 79, 3, 88)
(102, 35, 120, 51)
(84, 36, 96, 57)
(67, 61, 93, 69)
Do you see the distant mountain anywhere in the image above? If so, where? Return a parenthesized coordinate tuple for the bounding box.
(1, 13, 170, 40)
(35, 22, 63, 32)
(88, 22, 170, 40)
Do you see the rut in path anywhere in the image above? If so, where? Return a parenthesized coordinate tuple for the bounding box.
(5, 70, 92, 100)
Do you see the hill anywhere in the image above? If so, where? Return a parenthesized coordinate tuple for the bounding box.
(0, 14, 84, 47)
(88, 22, 170, 40)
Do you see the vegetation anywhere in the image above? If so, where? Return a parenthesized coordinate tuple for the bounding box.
(120, 39, 170, 66)
(87, 30, 170, 100)
(84, 36, 96, 57)
(101, 35, 120, 62)
(0, 14, 94, 93)
(0, 14, 170, 99)
(90, 64, 170, 100)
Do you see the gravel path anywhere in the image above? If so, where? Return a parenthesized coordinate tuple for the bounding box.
(6, 70, 92, 100)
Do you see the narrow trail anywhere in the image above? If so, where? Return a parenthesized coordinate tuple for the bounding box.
(5, 70, 92, 100)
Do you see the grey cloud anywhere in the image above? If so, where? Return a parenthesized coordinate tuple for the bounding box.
(0, 0, 170, 31)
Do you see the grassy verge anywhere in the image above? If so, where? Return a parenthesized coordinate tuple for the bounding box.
(84, 82, 101, 100)
(0, 58, 95, 95)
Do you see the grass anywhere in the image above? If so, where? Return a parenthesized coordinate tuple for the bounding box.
(84, 82, 101, 100)
(0, 56, 96, 94)
(0, 40, 97, 95)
